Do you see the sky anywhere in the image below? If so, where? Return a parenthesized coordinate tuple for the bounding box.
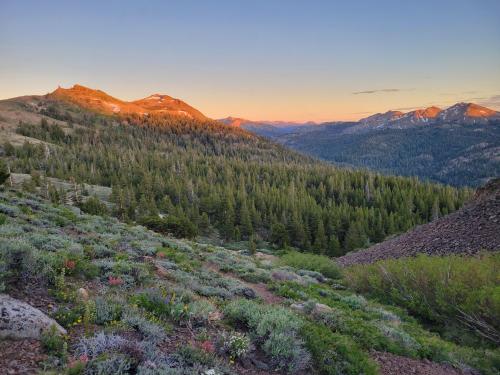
(1, 0, 499, 122)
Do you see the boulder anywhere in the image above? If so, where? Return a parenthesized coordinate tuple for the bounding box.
(0, 294, 67, 339)
(291, 301, 333, 315)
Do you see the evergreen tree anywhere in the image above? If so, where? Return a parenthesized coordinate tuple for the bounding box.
(0, 160, 9, 185)
(344, 221, 369, 252)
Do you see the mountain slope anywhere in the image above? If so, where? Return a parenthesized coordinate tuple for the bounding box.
(337, 178, 500, 267)
(49, 84, 207, 119)
(259, 102, 500, 187)
(0, 88, 471, 258)
(1, 189, 497, 374)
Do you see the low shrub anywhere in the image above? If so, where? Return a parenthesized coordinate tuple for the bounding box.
(85, 353, 131, 375)
(139, 215, 197, 239)
(121, 310, 168, 343)
(78, 196, 109, 216)
(301, 322, 377, 375)
(224, 299, 310, 373)
(41, 325, 68, 360)
(345, 253, 500, 345)
(131, 288, 189, 323)
(278, 251, 341, 279)
(94, 297, 123, 325)
(188, 299, 217, 325)
(218, 331, 251, 360)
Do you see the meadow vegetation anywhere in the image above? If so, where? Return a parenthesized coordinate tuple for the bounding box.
(0, 189, 498, 374)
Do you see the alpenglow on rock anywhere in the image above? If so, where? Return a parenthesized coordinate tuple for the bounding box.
(0, 294, 67, 339)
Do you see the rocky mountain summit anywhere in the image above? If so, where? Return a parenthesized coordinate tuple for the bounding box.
(49, 84, 207, 119)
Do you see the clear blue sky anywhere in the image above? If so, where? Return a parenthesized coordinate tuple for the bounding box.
(1, 0, 499, 121)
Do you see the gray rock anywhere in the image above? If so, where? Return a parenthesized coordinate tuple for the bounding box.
(237, 287, 257, 299)
(0, 294, 67, 339)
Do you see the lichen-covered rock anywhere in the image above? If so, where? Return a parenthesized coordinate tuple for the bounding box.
(0, 294, 66, 339)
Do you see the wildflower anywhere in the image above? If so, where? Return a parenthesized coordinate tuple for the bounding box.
(64, 259, 76, 270)
(108, 276, 124, 286)
(200, 340, 215, 353)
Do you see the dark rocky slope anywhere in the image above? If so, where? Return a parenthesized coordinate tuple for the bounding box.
(337, 178, 500, 267)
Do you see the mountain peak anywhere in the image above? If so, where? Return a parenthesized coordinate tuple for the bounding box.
(438, 102, 499, 123)
(49, 84, 206, 119)
(359, 102, 498, 127)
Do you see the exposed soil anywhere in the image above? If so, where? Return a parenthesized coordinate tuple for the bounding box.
(337, 178, 500, 267)
(0, 339, 47, 375)
(204, 262, 284, 305)
(372, 351, 477, 375)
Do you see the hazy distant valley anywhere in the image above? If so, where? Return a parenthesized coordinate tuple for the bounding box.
(223, 103, 500, 187)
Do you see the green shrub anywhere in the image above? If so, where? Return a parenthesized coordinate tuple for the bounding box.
(156, 247, 200, 271)
(224, 299, 310, 373)
(131, 288, 189, 323)
(94, 297, 123, 325)
(219, 331, 251, 360)
(41, 325, 67, 360)
(345, 253, 500, 345)
(301, 322, 378, 375)
(53, 305, 85, 328)
(279, 251, 341, 279)
(79, 196, 109, 216)
(0, 213, 6, 225)
(139, 215, 197, 239)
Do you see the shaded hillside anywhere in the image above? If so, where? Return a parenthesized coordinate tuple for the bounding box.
(281, 122, 500, 187)
(337, 179, 500, 267)
(232, 103, 500, 187)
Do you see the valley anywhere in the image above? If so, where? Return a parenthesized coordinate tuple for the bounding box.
(229, 103, 500, 187)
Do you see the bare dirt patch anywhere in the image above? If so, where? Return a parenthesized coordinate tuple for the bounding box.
(0, 339, 47, 375)
(372, 351, 476, 375)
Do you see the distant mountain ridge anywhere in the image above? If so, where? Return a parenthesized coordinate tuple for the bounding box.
(50, 84, 207, 120)
(224, 102, 500, 187)
(219, 117, 319, 137)
(358, 102, 499, 129)
(222, 102, 500, 135)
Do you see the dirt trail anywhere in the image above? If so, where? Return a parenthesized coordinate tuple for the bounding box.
(205, 263, 283, 304)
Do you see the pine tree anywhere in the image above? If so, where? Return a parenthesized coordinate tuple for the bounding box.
(344, 221, 368, 252)
(0, 160, 10, 185)
(313, 219, 327, 253)
(327, 235, 342, 257)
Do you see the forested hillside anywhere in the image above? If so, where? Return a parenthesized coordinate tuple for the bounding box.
(281, 122, 500, 187)
(1, 95, 471, 256)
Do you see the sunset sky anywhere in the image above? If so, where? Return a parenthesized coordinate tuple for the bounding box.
(1, 0, 499, 122)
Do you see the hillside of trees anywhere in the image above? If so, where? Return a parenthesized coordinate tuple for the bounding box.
(2, 100, 472, 256)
